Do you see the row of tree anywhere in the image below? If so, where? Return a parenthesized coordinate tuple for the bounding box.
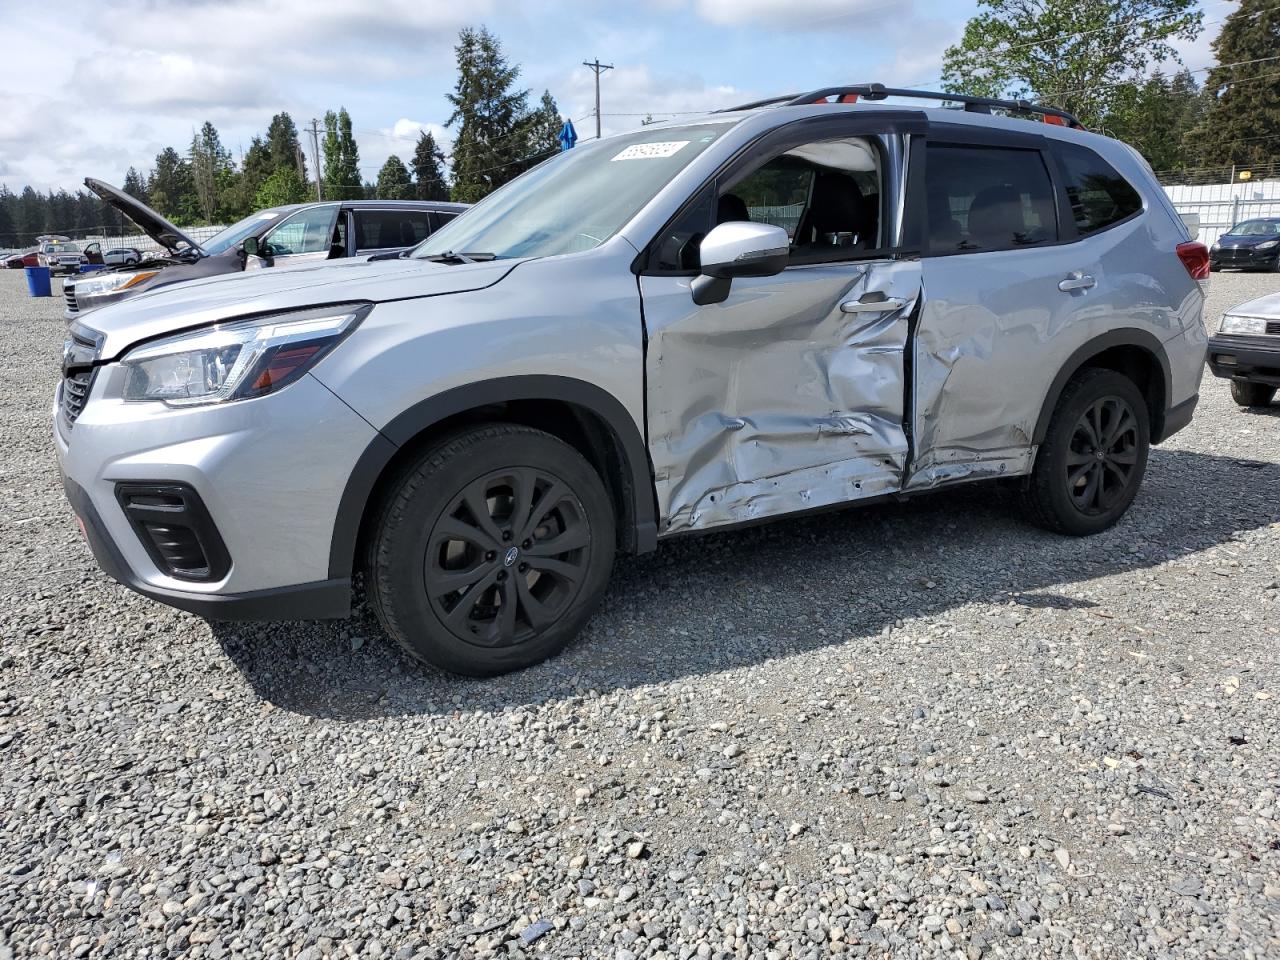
(0, 27, 560, 245)
(943, 0, 1279, 173)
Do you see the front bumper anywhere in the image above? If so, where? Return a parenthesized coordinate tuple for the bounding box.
(1211, 246, 1279, 269)
(1207, 334, 1280, 385)
(55, 369, 378, 620)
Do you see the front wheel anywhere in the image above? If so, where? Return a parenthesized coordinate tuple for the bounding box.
(1231, 380, 1276, 407)
(367, 423, 615, 676)
(1021, 368, 1150, 536)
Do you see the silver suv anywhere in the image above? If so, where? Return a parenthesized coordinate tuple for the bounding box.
(56, 85, 1210, 676)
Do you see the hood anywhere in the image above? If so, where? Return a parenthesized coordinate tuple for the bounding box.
(79, 254, 522, 359)
(84, 178, 201, 255)
(1224, 291, 1280, 319)
(1217, 232, 1278, 247)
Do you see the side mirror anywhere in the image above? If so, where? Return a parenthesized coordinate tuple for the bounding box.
(242, 236, 261, 258)
(692, 221, 789, 305)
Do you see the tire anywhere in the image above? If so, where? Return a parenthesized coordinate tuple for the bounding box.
(1231, 379, 1276, 407)
(367, 423, 616, 676)
(1021, 368, 1150, 536)
(1210, 263, 1221, 272)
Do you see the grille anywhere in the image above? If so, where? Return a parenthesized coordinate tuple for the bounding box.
(61, 370, 93, 425)
(1267, 320, 1280, 336)
(64, 284, 78, 315)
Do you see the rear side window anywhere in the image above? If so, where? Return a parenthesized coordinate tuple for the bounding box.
(925, 143, 1057, 254)
(354, 210, 434, 250)
(1054, 142, 1142, 235)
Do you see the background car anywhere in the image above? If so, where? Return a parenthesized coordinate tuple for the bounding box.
(4, 250, 38, 269)
(63, 178, 469, 319)
(1209, 217, 1280, 272)
(37, 240, 86, 275)
(1207, 291, 1280, 407)
(102, 246, 141, 266)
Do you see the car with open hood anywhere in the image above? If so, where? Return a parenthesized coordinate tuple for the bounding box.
(63, 178, 468, 319)
(55, 83, 1207, 677)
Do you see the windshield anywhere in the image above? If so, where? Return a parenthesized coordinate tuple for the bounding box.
(1230, 220, 1280, 237)
(412, 122, 735, 261)
(201, 209, 289, 255)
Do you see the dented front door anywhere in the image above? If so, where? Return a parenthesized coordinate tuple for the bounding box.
(641, 259, 921, 534)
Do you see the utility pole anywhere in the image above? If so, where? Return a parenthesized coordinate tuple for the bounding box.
(582, 58, 613, 140)
(306, 118, 323, 201)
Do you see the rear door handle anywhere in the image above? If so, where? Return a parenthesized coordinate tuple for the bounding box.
(840, 295, 907, 314)
(1058, 272, 1097, 292)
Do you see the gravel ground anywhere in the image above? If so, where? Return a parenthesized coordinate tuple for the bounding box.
(1, 268, 1278, 960)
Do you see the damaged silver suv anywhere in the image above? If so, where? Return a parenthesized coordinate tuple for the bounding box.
(56, 85, 1209, 675)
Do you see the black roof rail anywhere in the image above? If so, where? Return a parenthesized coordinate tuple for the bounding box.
(719, 83, 1084, 129)
(714, 93, 802, 112)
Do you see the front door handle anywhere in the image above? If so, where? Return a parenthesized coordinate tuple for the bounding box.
(1058, 272, 1097, 292)
(840, 295, 907, 314)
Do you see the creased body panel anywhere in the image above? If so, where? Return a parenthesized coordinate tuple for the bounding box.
(643, 260, 920, 533)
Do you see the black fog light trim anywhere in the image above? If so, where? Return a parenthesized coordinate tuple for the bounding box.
(114, 483, 231, 582)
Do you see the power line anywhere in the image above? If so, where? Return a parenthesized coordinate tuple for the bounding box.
(304, 118, 323, 202)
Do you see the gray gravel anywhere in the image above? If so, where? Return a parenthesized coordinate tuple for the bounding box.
(2, 269, 1279, 959)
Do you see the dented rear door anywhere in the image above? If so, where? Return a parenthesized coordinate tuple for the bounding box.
(639, 117, 923, 535)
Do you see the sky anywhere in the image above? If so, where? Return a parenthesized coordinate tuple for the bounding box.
(0, 0, 1233, 195)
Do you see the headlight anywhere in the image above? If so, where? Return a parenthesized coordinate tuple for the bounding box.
(1211, 242, 1220, 251)
(1257, 240, 1279, 250)
(73, 270, 159, 299)
(1219, 314, 1267, 336)
(120, 303, 370, 406)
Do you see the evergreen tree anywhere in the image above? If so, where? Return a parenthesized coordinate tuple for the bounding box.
(149, 146, 197, 224)
(1189, 0, 1280, 167)
(410, 130, 450, 200)
(18, 186, 47, 243)
(254, 167, 309, 208)
(942, 0, 1202, 128)
(522, 90, 563, 157)
(266, 112, 306, 179)
(322, 108, 362, 200)
(376, 155, 415, 200)
(122, 167, 149, 204)
(189, 121, 237, 223)
(0, 187, 15, 246)
(446, 26, 533, 202)
(224, 137, 272, 219)
(1104, 69, 1204, 172)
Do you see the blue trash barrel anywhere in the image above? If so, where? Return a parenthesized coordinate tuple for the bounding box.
(24, 265, 52, 297)
(79, 263, 107, 273)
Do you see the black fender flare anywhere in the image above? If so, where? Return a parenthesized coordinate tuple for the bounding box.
(327, 375, 658, 581)
(1031, 328, 1174, 446)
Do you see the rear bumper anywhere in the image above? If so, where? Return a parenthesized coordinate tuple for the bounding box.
(62, 474, 351, 620)
(1207, 334, 1280, 386)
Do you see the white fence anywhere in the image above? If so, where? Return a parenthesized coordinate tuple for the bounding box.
(80, 224, 227, 258)
(1163, 180, 1280, 246)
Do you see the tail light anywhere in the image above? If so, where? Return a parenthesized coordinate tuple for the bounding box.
(1176, 241, 1210, 292)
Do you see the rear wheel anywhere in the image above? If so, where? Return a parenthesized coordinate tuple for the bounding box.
(1021, 368, 1150, 536)
(1231, 379, 1276, 407)
(368, 423, 615, 676)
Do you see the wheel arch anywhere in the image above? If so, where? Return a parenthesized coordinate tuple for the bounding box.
(1032, 329, 1174, 449)
(328, 375, 658, 582)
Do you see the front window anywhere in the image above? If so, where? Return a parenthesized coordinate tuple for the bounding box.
(412, 122, 735, 261)
(201, 210, 289, 256)
(46, 243, 78, 253)
(262, 205, 340, 257)
(1231, 219, 1280, 237)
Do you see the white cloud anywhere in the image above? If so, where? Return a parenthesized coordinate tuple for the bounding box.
(693, 0, 910, 29)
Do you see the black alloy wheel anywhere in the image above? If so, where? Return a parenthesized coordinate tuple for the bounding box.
(1064, 395, 1141, 515)
(1021, 368, 1150, 536)
(424, 467, 593, 648)
(368, 423, 615, 676)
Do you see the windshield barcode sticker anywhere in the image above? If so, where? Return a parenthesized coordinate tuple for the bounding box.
(611, 141, 690, 161)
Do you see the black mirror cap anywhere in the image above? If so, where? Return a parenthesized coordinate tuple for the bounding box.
(242, 236, 259, 257)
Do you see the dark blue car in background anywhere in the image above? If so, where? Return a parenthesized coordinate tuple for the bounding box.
(1210, 217, 1280, 272)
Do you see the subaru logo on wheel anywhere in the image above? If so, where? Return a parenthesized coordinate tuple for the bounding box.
(503, 546, 519, 567)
